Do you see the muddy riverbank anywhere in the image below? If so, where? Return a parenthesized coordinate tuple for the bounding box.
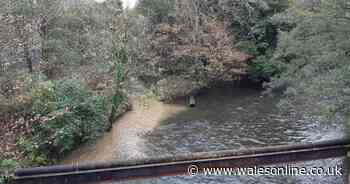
(62, 96, 188, 164)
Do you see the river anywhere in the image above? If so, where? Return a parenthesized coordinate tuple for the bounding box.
(63, 84, 349, 183)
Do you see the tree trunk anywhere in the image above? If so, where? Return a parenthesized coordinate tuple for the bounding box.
(24, 43, 33, 73)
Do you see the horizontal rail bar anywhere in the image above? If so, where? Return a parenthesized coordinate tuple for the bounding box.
(13, 139, 350, 184)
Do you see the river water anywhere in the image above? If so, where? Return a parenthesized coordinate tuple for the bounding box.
(63, 85, 349, 184)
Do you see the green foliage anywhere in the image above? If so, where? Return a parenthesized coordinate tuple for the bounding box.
(246, 18, 278, 69)
(223, 0, 289, 38)
(136, 0, 175, 24)
(114, 62, 127, 87)
(0, 177, 11, 184)
(271, 0, 350, 119)
(0, 159, 18, 174)
(237, 18, 277, 55)
(249, 50, 283, 81)
(0, 159, 19, 184)
(31, 81, 56, 115)
(110, 29, 129, 122)
(231, 1, 289, 81)
(236, 41, 260, 56)
(2, 0, 62, 17)
(1, 0, 129, 168)
(109, 90, 127, 122)
(17, 138, 49, 165)
(19, 79, 111, 164)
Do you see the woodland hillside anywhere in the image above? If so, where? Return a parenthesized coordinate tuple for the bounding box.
(1, 0, 350, 182)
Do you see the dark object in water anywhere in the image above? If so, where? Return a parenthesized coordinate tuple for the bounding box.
(189, 96, 195, 107)
(262, 80, 289, 96)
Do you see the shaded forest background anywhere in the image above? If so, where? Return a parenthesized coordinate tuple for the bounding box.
(1, 0, 350, 182)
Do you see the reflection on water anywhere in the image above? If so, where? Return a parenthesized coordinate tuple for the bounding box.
(66, 85, 349, 183)
(141, 87, 346, 155)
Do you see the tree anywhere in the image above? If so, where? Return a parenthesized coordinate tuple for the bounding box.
(271, 0, 350, 119)
(192, 0, 290, 82)
(136, 0, 175, 24)
(136, 0, 252, 100)
(0, 0, 63, 76)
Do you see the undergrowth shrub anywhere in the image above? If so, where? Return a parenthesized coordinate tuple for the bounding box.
(18, 79, 113, 165)
(0, 159, 18, 184)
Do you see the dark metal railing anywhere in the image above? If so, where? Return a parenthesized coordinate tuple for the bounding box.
(12, 139, 350, 184)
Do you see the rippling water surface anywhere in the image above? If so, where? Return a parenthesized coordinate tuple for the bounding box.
(65, 85, 349, 184)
